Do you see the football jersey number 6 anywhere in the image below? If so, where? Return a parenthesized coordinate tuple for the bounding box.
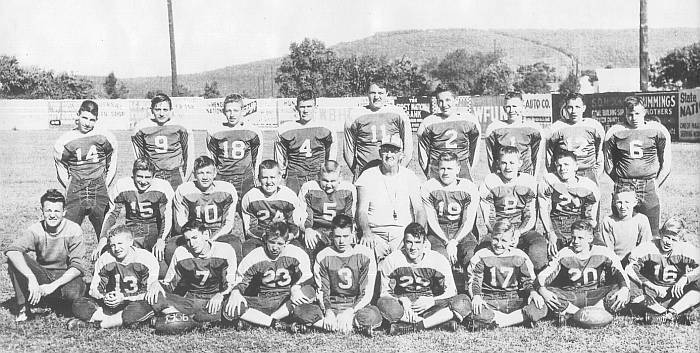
(629, 140, 643, 159)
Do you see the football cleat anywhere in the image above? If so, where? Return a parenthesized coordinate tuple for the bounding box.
(66, 318, 100, 330)
(15, 307, 28, 323)
(235, 319, 252, 331)
(358, 325, 375, 338)
(270, 319, 291, 331)
(439, 319, 459, 332)
(289, 322, 310, 334)
(389, 322, 415, 335)
(468, 319, 498, 332)
(644, 312, 675, 325)
(556, 313, 573, 327)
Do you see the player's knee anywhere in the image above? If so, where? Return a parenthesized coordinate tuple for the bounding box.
(549, 289, 572, 313)
(193, 307, 221, 323)
(354, 305, 383, 328)
(377, 296, 403, 323)
(472, 304, 495, 324)
(122, 300, 154, 326)
(449, 294, 472, 320)
(522, 302, 548, 322)
(63, 278, 87, 303)
(603, 286, 628, 313)
(222, 298, 248, 321)
(71, 297, 98, 321)
(292, 303, 323, 324)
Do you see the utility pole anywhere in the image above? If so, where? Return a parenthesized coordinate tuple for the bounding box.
(639, 0, 649, 91)
(167, 0, 178, 96)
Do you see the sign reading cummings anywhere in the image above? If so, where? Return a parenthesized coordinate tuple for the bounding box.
(636, 92, 679, 141)
(679, 88, 700, 142)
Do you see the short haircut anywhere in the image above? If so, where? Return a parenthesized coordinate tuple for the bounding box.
(491, 220, 513, 236)
(623, 96, 644, 110)
(570, 220, 594, 234)
(40, 189, 66, 208)
(404, 222, 426, 241)
(107, 225, 134, 241)
(554, 151, 578, 164)
(504, 91, 523, 101)
(223, 94, 244, 109)
(433, 84, 456, 98)
(564, 92, 585, 104)
(296, 89, 316, 106)
(181, 219, 207, 234)
(661, 217, 686, 236)
(132, 157, 156, 175)
(613, 185, 637, 198)
(258, 159, 280, 175)
(151, 93, 172, 110)
(331, 214, 354, 231)
(498, 146, 520, 160)
(193, 156, 216, 172)
(437, 151, 459, 164)
(264, 222, 290, 242)
(77, 100, 99, 117)
(319, 160, 340, 175)
(368, 81, 388, 91)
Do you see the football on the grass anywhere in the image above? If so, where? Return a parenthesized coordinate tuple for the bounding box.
(572, 306, 614, 329)
(154, 312, 198, 335)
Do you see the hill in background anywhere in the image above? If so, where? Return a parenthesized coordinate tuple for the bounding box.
(91, 27, 699, 98)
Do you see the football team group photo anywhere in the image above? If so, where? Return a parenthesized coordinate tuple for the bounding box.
(1, 1, 699, 352)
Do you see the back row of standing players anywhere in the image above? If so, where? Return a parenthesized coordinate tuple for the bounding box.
(44, 82, 686, 332)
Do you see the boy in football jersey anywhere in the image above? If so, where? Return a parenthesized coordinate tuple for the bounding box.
(241, 160, 307, 257)
(465, 221, 547, 329)
(344, 82, 413, 180)
(356, 135, 425, 261)
(132, 93, 194, 190)
(538, 151, 600, 257)
(94, 158, 173, 273)
(147, 220, 238, 325)
(485, 91, 544, 177)
(603, 96, 672, 237)
(225, 222, 315, 330)
(54, 100, 118, 239)
(626, 217, 700, 324)
(290, 215, 382, 336)
(68, 226, 159, 329)
(546, 92, 605, 184)
(421, 152, 479, 268)
(275, 90, 338, 194)
(207, 93, 263, 204)
(298, 160, 356, 259)
(600, 187, 653, 263)
(537, 220, 630, 324)
(417, 86, 480, 181)
(167, 156, 240, 264)
(480, 146, 548, 271)
(376, 223, 470, 334)
(5, 189, 86, 322)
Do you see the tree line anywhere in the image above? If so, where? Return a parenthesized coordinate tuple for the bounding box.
(0, 41, 697, 99)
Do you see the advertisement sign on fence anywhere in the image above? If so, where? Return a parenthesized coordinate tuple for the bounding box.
(679, 88, 700, 142)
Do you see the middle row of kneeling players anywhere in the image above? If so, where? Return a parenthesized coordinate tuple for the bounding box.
(68, 149, 699, 334)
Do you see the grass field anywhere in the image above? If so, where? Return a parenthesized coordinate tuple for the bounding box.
(0, 129, 698, 353)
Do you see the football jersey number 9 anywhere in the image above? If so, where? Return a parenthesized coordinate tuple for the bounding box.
(337, 267, 353, 289)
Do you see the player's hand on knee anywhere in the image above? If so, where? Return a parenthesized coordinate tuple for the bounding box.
(446, 240, 458, 264)
(399, 297, 419, 323)
(323, 310, 337, 332)
(304, 228, 319, 250)
(359, 233, 376, 249)
(153, 239, 166, 262)
(471, 295, 485, 315)
(146, 282, 165, 305)
(290, 285, 312, 305)
(337, 309, 354, 333)
(538, 287, 560, 311)
(528, 290, 545, 309)
(38, 282, 59, 297)
(227, 291, 246, 317)
(27, 278, 43, 305)
(610, 287, 630, 311)
(206, 293, 225, 314)
(672, 277, 688, 298)
(412, 296, 435, 314)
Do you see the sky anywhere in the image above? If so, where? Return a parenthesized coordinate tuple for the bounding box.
(1, 0, 698, 78)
